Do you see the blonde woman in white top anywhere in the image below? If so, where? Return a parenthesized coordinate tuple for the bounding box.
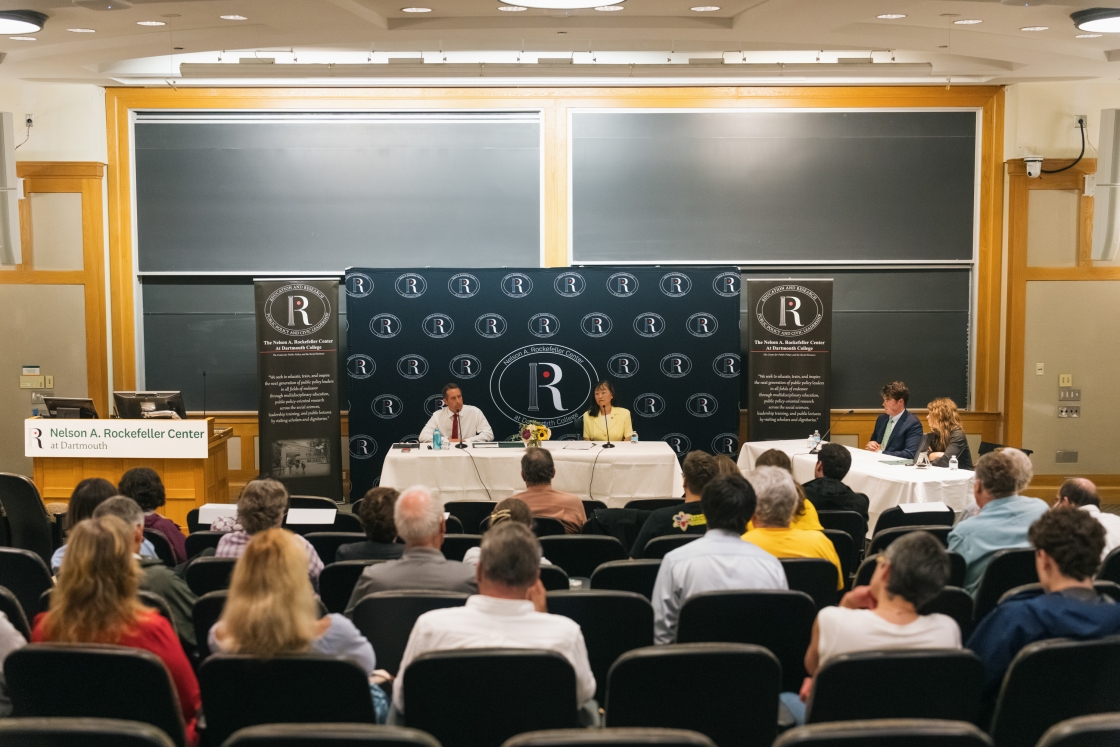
(582, 380, 633, 442)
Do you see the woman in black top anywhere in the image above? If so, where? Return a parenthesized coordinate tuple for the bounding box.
(925, 397, 973, 470)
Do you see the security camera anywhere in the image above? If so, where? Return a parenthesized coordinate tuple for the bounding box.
(1024, 156, 1043, 178)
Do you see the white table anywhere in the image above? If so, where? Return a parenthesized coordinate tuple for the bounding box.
(738, 439, 976, 536)
(380, 441, 684, 508)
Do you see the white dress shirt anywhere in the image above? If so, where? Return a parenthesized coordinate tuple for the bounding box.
(651, 528, 788, 645)
(393, 595, 596, 712)
(1081, 504, 1120, 560)
(418, 405, 493, 443)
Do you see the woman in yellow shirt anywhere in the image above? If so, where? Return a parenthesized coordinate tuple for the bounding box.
(582, 379, 633, 442)
(745, 448, 824, 531)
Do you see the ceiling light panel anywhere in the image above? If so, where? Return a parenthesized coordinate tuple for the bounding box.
(1020, 26, 1049, 32)
(953, 19, 982, 25)
(137, 21, 166, 26)
(498, 5, 527, 9)
(1071, 9, 1120, 34)
(68, 28, 96, 33)
(691, 5, 720, 10)
(505, 0, 622, 7)
(0, 11, 46, 35)
(220, 15, 248, 21)
(877, 14, 906, 20)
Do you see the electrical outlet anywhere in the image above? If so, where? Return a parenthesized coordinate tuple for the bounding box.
(23, 114, 33, 128)
(1058, 406, 1081, 418)
(1074, 114, 1087, 129)
(1058, 388, 1081, 401)
(44, 375, 53, 388)
(1059, 373, 1072, 387)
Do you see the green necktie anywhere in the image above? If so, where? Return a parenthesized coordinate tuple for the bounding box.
(882, 417, 896, 448)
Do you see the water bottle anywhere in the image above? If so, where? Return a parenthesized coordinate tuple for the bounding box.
(812, 430, 821, 448)
(433, 427, 442, 451)
(949, 455, 958, 471)
(807, 433, 815, 449)
(630, 431, 639, 444)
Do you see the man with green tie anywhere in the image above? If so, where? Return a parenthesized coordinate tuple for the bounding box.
(865, 381, 924, 460)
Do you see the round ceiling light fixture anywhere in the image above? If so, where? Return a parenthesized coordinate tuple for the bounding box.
(219, 15, 248, 21)
(497, 4, 527, 9)
(0, 10, 46, 35)
(877, 14, 906, 19)
(1072, 8, 1120, 33)
(502, 0, 621, 7)
(953, 19, 982, 25)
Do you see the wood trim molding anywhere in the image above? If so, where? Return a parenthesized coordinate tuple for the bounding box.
(974, 88, 1005, 414)
(1022, 474, 1120, 504)
(16, 163, 104, 178)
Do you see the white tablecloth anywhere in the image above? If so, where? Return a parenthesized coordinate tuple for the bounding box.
(738, 439, 975, 536)
(380, 441, 684, 508)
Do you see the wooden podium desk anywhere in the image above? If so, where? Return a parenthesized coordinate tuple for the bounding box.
(29, 417, 232, 530)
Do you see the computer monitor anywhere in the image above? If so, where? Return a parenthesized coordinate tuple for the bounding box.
(42, 397, 99, 419)
(113, 391, 188, 420)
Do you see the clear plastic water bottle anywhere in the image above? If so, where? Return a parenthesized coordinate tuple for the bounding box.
(949, 455, 958, 471)
(433, 427, 442, 451)
(631, 431, 639, 444)
(812, 430, 821, 448)
(807, 433, 815, 449)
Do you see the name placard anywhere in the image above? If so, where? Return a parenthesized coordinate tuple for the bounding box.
(25, 419, 209, 459)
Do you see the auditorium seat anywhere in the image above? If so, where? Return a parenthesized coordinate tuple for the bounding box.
(319, 559, 389, 614)
(306, 532, 367, 564)
(854, 552, 966, 589)
(867, 526, 951, 556)
(0, 717, 178, 747)
(184, 531, 224, 559)
(441, 534, 482, 562)
(590, 559, 662, 600)
(137, 590, 174, 625)
(772, 719, 993, 747)
(805, 649, 983, 724)
(989, 636, 1120, 747)
(540, 536, 627, 578)
(623, 499, 681, 512)
(200, 654, 378, 747)
(823, 529, 856, 584)
(547, 590, 654, 702)
(184, 556, 237, 596)
(780, 558, 839, 609)
(1035, 714, 1120, 747)
(352, 590, 469, 674)
(444, 502, 496, 537)
(0, 585, 30, 640)
(289, 495, 339, 510)
(642, 535, 700, 560)
(919, 587, 976, 639)
(403, 648, 579, 747)
(540, 564, 571, 591)
(502, 728, 718, 747)
(222, 723, 441, 747)
(0, 548, 53, 623)
(0, 473, 55, 565)
(6, 643, 189, 747)
(972, 548, 1038, 622)
(605, 642, 780, 747)
(675, 590, 816, 692)
(186, 508, 205, 534)
(583, 500, 608, 518)
(872, 506, 955, 537)
(816, 511, 867, 551)
(479, 515, 565, 537)
(143, 529, 177, 567)
(1096, 547, 1120, 585)
(286, 512, 363, 535)
(192, 590, 227, 659)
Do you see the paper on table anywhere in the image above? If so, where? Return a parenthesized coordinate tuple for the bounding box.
(564, 442, 594, 450)
(198, 503, 238, 524)
(898, 501, 951, 513)
(285, 508, 337, 525)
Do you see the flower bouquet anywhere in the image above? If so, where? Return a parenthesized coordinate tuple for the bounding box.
(519, 421, 552, 448)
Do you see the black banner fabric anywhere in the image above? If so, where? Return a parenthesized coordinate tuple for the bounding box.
(747, 279, 833, 442)
(255, 279, 344, 500)
(345, 267, 742, 500)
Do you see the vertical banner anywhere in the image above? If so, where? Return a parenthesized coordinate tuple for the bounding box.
(255, 279, 344, 501)
(747, 279, 833, 442)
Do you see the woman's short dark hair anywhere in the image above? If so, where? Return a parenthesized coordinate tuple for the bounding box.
(587, 379, 616, 418)
(882, 531, 950, 609)
(67, 478, 119, 530)
(357, 487, 399, 543)
(117, 468, 165, 511)
(1029, 508, 1105, 581)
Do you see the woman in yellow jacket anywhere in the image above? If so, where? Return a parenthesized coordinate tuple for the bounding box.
(582, 380, 633, 442)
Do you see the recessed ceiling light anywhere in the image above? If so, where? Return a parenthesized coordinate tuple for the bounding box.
(498, 5, 527, 9)
(0, 11, 46, 35)
(1071, 8, 1120, 34)
(67, 28, 96, 33)
(1020, 26, 1049, 32)
(8, 36, 34, 41)
(137, 21, 166, 26)
(400, 6, 432, 11)
(505, 0, 622, 7)
(954, 19, 982, 25)
(1077, 33, 1103, 38)
(595, 4, 623, 9)
(691, 5, 720, 10)
(220, 15, 248, 21)
(877, 14, 906, 20)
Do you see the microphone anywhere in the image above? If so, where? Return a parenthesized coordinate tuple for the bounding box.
(602, 410, 615, 449)
(810, 409, 854, 454)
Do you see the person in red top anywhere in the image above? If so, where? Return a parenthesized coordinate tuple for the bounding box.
(32, 514, 200, 745)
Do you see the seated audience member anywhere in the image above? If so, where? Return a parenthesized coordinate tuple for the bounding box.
(93, 497, 198, 648)
(924, 397, 974, 470)
(119, 467, 188, 565)
(630, 451, 719, 558)
(216, 479, 324, 591)
(748, 449, 823, 531)
(33, 516, 200, 744)
(510, 448, 586, 534)
(1054, 478, 1120, 559)
(802, 443, 870, 521)
(462, 498, 553, 566)
(968, 508, 1120, 698)
(714, 455, 740, 476)
(743, 466, 844, 590)
(393, 522, 596, 721)
(865, 381, 924, 460)
(52, 478, 159, 573)
(337, 487, 405, 561)
(0, 612, 23, 717)
(346, 486, 477, 614)
(652, 473, 787, 644)
(210, 528, 388, 722)
(784, 532, 960, 724)
(948, 449, 1047, 595)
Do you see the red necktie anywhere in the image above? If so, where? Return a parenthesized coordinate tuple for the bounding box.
(451, 413, 460, 441)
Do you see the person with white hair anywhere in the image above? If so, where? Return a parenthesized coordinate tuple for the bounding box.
(345, 485, 477, 615)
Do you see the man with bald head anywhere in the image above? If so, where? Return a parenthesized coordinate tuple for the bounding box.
(345, 485, 477, 614)
(1055, 478, 1120, 559)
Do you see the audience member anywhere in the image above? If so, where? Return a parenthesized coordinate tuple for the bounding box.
(337, 487, 405, 561)
(215, 479, 324, 591)
(749, 449, 823, 531)
(743, 466, 844, 589)
(0, 612, 23, 717)
(630, 451, 719, 558)
(52, 478, 159, 573)
(393, 522, 596, 722)
(33, 516, 200, 744)
(1054, 478, 1120, 560)
(801, 443, 870, 521)
(510, 448, 585, 534)
(714, 455, 740, 476)
(924, 397, 973, 470)
(93, 497, 198, 648)
(210, 529, 388, 722)
(948, 449, 1047, 595)
(968, 508, 1120, 698)
(462, 498, 553, 566)
(119, 468, 188, 565)
(651, 473, 787, 644)
(346, 486, 477, 614)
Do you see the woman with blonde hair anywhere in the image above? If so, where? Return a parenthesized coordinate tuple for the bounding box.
(33, 515, 200, 744)
(748, 449, 824, 531)
(714, 455, 740, 476)
(209, 529, 388, 722)
(925, 398, 973, 470)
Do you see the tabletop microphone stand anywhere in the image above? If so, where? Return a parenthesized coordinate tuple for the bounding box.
(602, 411, 615, 448)
(809, 409, 854, 454)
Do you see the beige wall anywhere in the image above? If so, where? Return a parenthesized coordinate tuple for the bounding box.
(1005, 80, 1120, 160)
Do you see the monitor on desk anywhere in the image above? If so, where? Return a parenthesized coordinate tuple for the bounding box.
(113, 391, 188, 419)
(42, 397, 99, 419)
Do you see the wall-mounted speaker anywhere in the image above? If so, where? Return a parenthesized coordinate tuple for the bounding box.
(0, 112, 18, 265)
(1092, 108, 1120, 261)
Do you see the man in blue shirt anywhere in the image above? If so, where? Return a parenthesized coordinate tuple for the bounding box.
(948, 448, 1048, 595)
(865, 381, 924, 460)
(968, 507, 1120, 698)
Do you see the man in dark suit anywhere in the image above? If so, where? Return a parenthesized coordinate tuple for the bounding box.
(865, 381, 924, 460)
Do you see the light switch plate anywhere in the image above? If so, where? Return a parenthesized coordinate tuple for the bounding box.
(19, 375, 45, 389)
(1059, 373, 1073, 387)
(1036, 363, 1045, 375)
(44, 375, 53, 388)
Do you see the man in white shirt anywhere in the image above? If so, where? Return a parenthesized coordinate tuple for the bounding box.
(393, 521, 596, 719)
(1055, 478, 1120, 560)
(419, 383, 494, 444)
(652, 472, 788, 645)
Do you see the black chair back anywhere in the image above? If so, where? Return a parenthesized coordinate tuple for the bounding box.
(973, 548, 1038, 622)
(404, 648, 578, 747)
(503, 728, 718, 747)
(0, 717, 178, 747)
(0, 548, 53, 622)
(806, 649, 983, 724)
(184, 531, 224, 559)
(5, 643, 188, 747)
(676, 590, 816, 692)
(606, 643, 780, 747)
(817, 511, 868, 548)
(184, 556, 237, 596)
(990, 635, 1120, 747)
(1035, 713, 1120, 747)
(186, 508, 204, 533)
(642, 535, 701, 560)
(823, 530, 855, 583)
(289, 495, 338, 510)
(137, 590, 173, 623)
(780, 558, 839, 609)
(478, 515, 565, 537)
(285, 512, 363, 535)
(222, 723, 441, 747)
(872, 506, 954, 537)
(320, 559, 389, 614)
(949, 551, 966, 587)
(192, 590, 227, 659)
(919, 586, 976, 640)
(623, 499, 682, 512)
(307, 532, 367, 564)
(540, 565, 571, 591)
(855, 552, 965, 589)
(0, 585, 30, 640)
(540, 536, 626, 578)
(773, 719, 993, 747)
(590, 560, 662, 600)
(868, 526, 951, 556)
(583, 500, 608, 518)
(444, 502, 497, 537)
(441, 534, 482, 562)
(547, 590, 654, 703)
(978, 442, 1032, 457)
(200, 653, 377, 747)
(1097, 547, 1120, 585)
(0, 474, 54, 564)
(143, 529, 177, 567)
(352, 590, 469, 675)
